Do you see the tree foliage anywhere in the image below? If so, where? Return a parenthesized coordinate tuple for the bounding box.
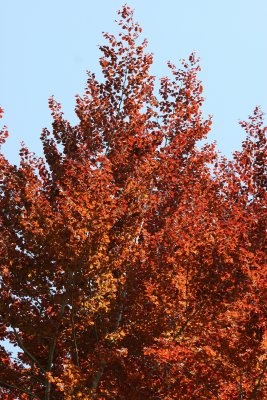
(0, 5, 266, 399)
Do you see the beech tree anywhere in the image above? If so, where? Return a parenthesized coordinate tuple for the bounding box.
(0, 5, 266, 399)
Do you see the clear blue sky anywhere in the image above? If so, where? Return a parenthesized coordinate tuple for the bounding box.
(1, 0, 266, 164)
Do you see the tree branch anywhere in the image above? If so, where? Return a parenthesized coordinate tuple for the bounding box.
(12, 327, 46, 373)
(174, 304, 203, 339)
(45, 293, 69, 400)
(183, 368, 220, 399)
(0, 380, 41, 400)
(91, 360, 105, 392)
(71, 292, 80, 367)
(250, 360, 267, 399)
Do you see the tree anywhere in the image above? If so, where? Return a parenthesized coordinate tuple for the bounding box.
(0, 5, 266, 399)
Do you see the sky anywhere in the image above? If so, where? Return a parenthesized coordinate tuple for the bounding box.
(1, 0, 267, 165)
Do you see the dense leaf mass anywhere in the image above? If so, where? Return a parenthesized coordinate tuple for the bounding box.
(0, 6, 266, 400)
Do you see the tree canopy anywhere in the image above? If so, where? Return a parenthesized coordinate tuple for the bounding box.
(0, 5, 266, 399)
